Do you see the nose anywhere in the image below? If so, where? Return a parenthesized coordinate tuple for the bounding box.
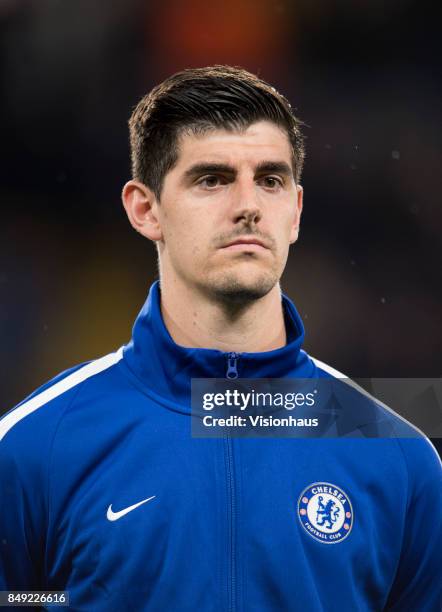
(231, 178, 262, 226)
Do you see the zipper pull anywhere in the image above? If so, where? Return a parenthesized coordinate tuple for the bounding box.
(226, 352, 239, 379)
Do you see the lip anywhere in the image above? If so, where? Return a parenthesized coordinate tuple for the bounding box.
(221, 238, 269, 251)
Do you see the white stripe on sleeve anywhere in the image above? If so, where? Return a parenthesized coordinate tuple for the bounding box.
(0, 347, 124, 441)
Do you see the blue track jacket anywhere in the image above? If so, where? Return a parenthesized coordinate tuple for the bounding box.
(1, 281, 441, 611)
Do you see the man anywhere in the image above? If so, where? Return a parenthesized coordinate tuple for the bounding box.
(1, 66, 441, 611)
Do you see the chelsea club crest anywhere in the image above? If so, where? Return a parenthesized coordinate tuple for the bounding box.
(297, 482, 354, 544)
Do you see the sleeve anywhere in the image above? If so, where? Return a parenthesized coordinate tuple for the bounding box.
(385, 437, 442, 611)
(0, 442, 46, 590)
(0, 361, 90, 590)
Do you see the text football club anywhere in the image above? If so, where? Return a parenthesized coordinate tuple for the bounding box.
(297, 482, 354, 544)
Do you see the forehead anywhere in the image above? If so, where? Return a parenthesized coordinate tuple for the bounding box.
(174, 120, 293, 170)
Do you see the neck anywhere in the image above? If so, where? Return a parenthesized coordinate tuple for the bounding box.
(159, 274, 287, 353)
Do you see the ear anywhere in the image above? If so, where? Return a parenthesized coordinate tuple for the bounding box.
(121, 180, 163, 242)
(289, 184, 303, 244)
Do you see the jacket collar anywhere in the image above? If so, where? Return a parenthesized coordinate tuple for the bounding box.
(123, 280, 310, 407)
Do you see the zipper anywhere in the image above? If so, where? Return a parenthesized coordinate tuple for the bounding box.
(226, 352, 240, 379)
(224, 352, 240, 610)
(224, 434, 237, 612)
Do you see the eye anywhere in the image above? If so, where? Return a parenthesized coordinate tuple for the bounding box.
(197, 175, 225, 189)
(259, 176, 283, 189)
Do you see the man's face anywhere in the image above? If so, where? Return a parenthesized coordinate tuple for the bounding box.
(155, 120, 303, 303)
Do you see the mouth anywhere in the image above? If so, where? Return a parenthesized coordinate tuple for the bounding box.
(221, 237, 269, 252)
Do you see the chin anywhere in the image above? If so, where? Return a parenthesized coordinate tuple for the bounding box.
(205, 271, 279, 305)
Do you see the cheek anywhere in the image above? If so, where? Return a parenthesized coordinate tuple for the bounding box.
(286, 206, 299, 239)
(161, 209, 189, 243)
(174, 210, 211, 245)
(272, 212, 295, 244)
(164, 213, 207, 261)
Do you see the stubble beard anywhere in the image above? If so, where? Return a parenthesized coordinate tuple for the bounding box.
(203, 227, 282, 305)
(202, 264, 280, 308)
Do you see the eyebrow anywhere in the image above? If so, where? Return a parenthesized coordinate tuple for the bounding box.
(255, 161, 293, 178)
(182, 160, 294, 182)
(183, 163, 234, 181)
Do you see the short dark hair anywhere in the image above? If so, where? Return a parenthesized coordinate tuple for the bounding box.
(129, 65, 305, 200)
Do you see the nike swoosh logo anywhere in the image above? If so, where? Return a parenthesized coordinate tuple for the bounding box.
(106, 495, 156, 521)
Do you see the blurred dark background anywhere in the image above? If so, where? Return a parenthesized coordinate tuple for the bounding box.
(1, 1, 441, 445)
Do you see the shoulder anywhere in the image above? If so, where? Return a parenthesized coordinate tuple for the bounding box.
(307, 354, 347, 379)
(306, 353, 441, 466)
(0, 348, 124, 457)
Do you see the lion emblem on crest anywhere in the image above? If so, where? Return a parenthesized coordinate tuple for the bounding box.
(315, 496, 340, 529)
